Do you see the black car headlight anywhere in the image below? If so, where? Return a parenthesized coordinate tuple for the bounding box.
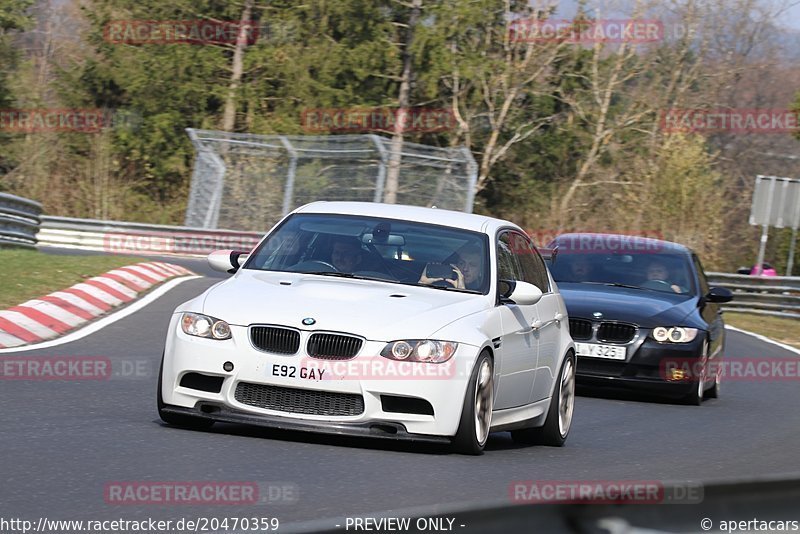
(651, 327, 699, 343)
(180, 312, 232, 340)
(381, 340, 458, 363)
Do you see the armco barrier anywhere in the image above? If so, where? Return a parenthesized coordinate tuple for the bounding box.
(38, 216, 263, 256)
(707, 272, 800, 319)
(30, 215, 800, 320)
(0, 193, 43, 249)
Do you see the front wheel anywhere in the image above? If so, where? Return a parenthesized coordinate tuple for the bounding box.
(157, 353, 214, 430)
(682, 340, 709, 406)
(452, 352, 494, 455)
(511, 352, 575, 447)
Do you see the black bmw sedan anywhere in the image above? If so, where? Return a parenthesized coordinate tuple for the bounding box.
(545, 233, 733, 405)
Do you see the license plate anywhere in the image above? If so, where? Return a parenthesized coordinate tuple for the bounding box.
(575, 342, 626, 360)
(271, 364, 325, 381)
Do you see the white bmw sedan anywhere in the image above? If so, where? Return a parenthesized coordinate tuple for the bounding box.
(158, 202, 576, 454)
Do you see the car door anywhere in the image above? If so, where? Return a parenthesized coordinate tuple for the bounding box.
(507, 231, 564, 403)
(493, 230, 540, 410)
(693, 254, 724, 359)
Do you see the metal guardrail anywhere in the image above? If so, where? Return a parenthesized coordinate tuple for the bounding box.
(38, 216, 263, 256)
(0, 193, 43, 249)
(707, 272, 800, 319)
(30, 216, 800, 319)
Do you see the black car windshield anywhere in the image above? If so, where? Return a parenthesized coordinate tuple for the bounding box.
(244, 213, 490, 294)
(547, 249, 697, 296)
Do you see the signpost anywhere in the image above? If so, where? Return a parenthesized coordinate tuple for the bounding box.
(749, 175, 800, 275)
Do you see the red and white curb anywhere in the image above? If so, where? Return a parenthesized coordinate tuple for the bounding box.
(0, 262, 194, 348)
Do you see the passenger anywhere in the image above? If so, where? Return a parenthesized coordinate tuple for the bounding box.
(419, 245, 483, 290)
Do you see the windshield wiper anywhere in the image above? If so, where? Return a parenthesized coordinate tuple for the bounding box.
(409, 282, 481, 294)
(298, 271, 357, 278)
(580, 282, 645, 290)
(298, 271, 395, 282)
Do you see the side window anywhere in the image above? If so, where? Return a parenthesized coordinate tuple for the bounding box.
(497, 232, 522, 281)
(509, 231, 551, 292)
(693, 255, 710, 295)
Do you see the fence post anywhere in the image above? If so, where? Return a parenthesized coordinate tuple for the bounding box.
(279, 136, 298, 217)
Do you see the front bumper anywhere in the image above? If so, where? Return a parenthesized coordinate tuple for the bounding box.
(160, 404, 452, 444)
(576, 334, 709, 397)
(161, 314, 478, 438)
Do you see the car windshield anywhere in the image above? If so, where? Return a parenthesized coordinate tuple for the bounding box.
(244, 213, 490, 294)
(547, 249, 697, 296)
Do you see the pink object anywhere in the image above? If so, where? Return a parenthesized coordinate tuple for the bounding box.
(750, 264, 777, 276)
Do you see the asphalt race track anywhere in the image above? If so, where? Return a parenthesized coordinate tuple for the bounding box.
(3, 250, 800, 531)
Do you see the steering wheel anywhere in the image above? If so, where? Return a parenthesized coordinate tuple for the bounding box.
(641, 279, 672, 291)
(432, 279, 452, 288)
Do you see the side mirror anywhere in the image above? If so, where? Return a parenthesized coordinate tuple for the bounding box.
(705, 286, 733, 303)
(208, 249, 250, 274)
(499, 280, 543, 306)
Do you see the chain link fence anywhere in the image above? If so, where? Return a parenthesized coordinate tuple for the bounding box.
(184, 129, 478, 231)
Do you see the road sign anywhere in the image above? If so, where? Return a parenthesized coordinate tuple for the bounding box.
(750, 175, 800, 275)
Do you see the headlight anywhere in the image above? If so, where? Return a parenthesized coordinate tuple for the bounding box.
(381, 340, 457, 363)
(180, 312, 232, 340)
(652, 327, 698, 343)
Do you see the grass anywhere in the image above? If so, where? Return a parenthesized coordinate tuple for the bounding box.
(0, 248, 148, 310)
(724, 312, 800, 350)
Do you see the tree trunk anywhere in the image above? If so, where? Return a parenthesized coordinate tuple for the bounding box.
(222, 0, 254, 132)
(384, 0, 422, 204)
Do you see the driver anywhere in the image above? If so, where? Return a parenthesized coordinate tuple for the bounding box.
(646, 260, 683, 294)
(569, 256, 594, 282)
(330, 237, 363, 272)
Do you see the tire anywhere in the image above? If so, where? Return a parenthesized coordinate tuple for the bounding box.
(705, 370, 720, 399)
(452, 351, 494, 455)
(705, 345, 720, 399)
(157, 353, 214, 430)
(682, 341, 709, 406)
(511, 352, 576, 447)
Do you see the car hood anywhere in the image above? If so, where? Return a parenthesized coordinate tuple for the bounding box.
(200, 270, 489, 341)
(558, 283, 700, 327)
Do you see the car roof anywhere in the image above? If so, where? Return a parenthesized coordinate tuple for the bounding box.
(292, 201, 515, 234)
(550, 232, 692, 255)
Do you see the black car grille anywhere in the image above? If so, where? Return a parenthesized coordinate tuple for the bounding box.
(250, 326, 300, 354)
(577, 359, 626, 377)
(569, 319, 593, 340)
(597, 322, 637, 343)
(234, 382, 364, 416)
(307, 333, 363, 360)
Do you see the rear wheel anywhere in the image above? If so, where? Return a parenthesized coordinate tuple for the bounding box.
(157, 353, 214, 430)
(453, 351, 494, 455)
(511, 353, 575, 447)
